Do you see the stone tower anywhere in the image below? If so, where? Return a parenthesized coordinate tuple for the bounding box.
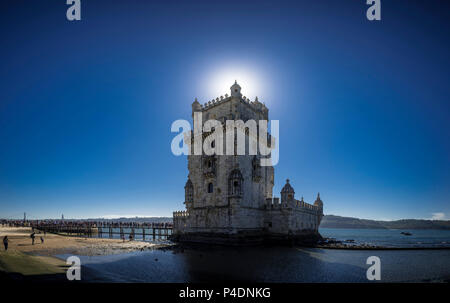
(173, 82, 324, 244)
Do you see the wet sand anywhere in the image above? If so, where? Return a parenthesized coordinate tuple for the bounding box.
(0, 226, 165, 280)
(0, 227, 163, 256)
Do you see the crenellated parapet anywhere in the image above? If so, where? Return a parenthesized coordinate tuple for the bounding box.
(192, 81, 268, 114)
(196, 95, 267, 113)
(265, 197, 281, 209)
(265, 196, 320, 212)
(202, 95, 231, 110)
(295, 199, 320, 211)
(173, 210, 190, 218)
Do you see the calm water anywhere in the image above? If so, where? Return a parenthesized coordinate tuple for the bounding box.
(319, 228, 450, 248)
(95, 227, 450, 248)
(59, 247, 450, 282)
(58, 228, 450, 282)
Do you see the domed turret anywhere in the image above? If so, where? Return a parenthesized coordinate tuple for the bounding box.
(192, 97, 202, 112)
(230, 81, 242, 98)
(314, 192, 323, 209)
(281, 179, 295, 204)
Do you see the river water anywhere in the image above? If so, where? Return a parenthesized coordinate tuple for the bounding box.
(58, 228, 450, 282)
(319, 228, 450, 248)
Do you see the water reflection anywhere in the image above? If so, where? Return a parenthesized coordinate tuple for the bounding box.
(63, 246, 450, 282)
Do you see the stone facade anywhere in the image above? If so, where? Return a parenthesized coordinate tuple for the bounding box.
(172, 82, 324, 244)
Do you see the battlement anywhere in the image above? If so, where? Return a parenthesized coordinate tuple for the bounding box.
(202, 94, 231, 110)
(266, 197, 281, 209)
(265, 197, 320, 212)
(173, 210, 189, 217)
(295, 199, 319, 211)
(192, 82, 268, 115)
(197, 94, 267, 112)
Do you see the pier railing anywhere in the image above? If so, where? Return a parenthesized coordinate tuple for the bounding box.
(2, 220, 173, 242)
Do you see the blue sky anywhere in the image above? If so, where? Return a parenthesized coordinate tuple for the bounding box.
(0, 0, 449, 220)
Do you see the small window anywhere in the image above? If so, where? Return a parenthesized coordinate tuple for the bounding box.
(233, 181, 239, 187)
(208, 183, 213, 193)
(208, 161, 212, 168)
(211, 141, 215, 148)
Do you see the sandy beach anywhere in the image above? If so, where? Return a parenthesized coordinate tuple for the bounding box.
(0, 226, 165, 280)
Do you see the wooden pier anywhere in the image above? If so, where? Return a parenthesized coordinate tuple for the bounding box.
(29, 222, 173, 241)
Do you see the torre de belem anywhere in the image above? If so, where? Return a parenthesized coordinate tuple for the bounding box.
(172, 82, 324, 244)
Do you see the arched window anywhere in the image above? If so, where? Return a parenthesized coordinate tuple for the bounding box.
(185, 179, 193, 203)
(207, 183, 213, 193)
(228, 169, 243, 197)
(252, 156, 261, 181)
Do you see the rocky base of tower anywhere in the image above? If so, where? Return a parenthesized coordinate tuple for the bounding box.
(170, 230, 323, 246)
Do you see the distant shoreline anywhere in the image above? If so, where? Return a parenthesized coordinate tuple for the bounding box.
(315, 244, 450, 250)
(4, 214, 449, 230)
(320, 215, 450, 230)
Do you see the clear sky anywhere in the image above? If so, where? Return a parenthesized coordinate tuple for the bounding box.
(0, 0, 449, 220)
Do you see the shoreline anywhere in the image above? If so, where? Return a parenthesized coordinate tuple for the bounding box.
(315, 244, 450, 250)
(0, 226, 170, 281)
(1, 226, 449, 282)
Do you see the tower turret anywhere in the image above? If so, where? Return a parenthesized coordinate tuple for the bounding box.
(192, 97, 202, 113)
(314, 192, 323, 210)
(281, 179, 295, 205)
(230, 81, 242, 98)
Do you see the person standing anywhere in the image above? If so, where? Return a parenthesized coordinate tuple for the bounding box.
(30, 232, 35, 245)
(3, 236, 8, 251)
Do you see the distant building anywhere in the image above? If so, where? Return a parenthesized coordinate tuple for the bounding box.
(173, 82, 324, 244)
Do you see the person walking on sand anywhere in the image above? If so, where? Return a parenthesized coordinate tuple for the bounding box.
(3, 236, 8, 251)
(30, 232, 35, 245)
(40, 236, 44, 244)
